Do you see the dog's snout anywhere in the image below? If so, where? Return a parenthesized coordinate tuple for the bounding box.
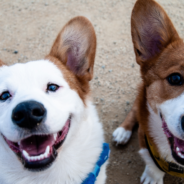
(12, 100, 46, 129)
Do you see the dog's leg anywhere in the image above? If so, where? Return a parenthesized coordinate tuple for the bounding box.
(138, 129, 165, 184)
(112, 99, 138, 145)
(139, 149, 165, 184)
(95, 162, 107, 184)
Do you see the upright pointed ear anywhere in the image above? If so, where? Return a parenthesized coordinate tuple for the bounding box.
(49, 16, 96, 81)
(131, 0, 180, 65)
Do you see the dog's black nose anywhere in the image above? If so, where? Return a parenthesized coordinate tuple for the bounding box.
(181, 116, 184, 131)
(12, 101, 46, 129)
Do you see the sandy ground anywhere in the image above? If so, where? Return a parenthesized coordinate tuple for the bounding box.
(1, 0, 184, 183)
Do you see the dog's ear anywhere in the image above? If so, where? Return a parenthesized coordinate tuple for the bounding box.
(131, 0, 180, 65)
(48, 16, 96, 81)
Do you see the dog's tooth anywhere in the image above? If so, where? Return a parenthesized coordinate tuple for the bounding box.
(178, 152, 184, 158)
(40, 155, 44, 160)
(22, 146, 51, 162)
(45, 152, 49, 158)
(23, 150, 29, 159)
(54, 133, 57, 141)
(43, 151, 47, 157)
(45, 146, 50, 155)
(177, 147, 180, 152)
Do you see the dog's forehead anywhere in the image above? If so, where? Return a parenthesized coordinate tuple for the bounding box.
(148, 41, 184, 79)
(159, 42, 184, 70)
(0, 60, 68, 88)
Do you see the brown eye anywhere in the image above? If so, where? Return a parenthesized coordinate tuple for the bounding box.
(0, 91, 11, 101)
(167, 73, 183, 86)
(47, 84, 59, 92)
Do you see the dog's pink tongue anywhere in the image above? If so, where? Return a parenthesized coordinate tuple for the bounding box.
(20, 135, 55, 156)
(174, 137, 184, 152)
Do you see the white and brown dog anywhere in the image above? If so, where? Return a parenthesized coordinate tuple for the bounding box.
(0, 16, 109, 184)
(113, 0, 184, 183)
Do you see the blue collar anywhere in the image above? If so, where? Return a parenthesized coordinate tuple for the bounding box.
(82, 143, 110, 184)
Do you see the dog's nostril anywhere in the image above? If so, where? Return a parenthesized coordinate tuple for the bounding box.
(32, 108, 44, 117)
(181, 116, 184, 131)
(13, 112, 24, 121)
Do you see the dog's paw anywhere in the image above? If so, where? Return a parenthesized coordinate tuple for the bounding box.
(141, 166, 164, 184)
(112, 127, 132, 145)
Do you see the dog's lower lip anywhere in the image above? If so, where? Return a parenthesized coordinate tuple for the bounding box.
(3, 116, 71, 171)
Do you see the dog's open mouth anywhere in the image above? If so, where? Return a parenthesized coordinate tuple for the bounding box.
(3, 116, 71, 171)
(162, 116, 184, 165)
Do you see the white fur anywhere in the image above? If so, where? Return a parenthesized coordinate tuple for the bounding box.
(139, 149, 165, 184)
(147, 92, 184, 165)
(0, 60, 107, 184)
(147, 103, 173, 162)
(95, 162, 108, 184)
(159, 92, 184, 141)
(112, 127, 132, 145)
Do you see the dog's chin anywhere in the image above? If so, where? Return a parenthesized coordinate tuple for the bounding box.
(2, 116, 71, 171)
(161, 115, 184, 165)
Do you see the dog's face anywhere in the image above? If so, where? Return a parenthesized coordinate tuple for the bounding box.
(131, 0, 184, 165)
(0, 16, 96, 171)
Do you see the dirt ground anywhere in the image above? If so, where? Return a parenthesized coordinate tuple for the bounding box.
(1, 0, 184, 183)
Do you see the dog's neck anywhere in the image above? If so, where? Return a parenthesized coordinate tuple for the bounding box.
(147, 103, 176, 163)
(0, 100, 104, 184)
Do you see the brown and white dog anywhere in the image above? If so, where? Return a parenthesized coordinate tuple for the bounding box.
(113, 0, 184, 183)
(0, 17, 108, 184)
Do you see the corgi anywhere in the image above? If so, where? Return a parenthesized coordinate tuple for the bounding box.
(113, 0, 184, 183)
(0, 16, 109, 184)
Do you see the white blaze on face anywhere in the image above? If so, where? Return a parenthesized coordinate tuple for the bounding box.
(159, 92, 184, 139)
(0, 60, 84, 142)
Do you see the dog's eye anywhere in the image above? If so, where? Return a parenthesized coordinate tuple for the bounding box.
(167, 73, 183, 86)
(47, 84, 59, 92)
(0, 91, 11, 101)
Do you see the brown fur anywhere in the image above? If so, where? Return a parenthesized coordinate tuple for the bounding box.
(118, 0, 184, 152)
(46, 16, 96, 103)
(0, 60, 5, 67)
(45, 55, 90, 104)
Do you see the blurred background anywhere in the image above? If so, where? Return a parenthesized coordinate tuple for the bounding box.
(0, 0, 184, 183)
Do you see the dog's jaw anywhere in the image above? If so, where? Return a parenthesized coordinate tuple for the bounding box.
(3, 115, 71, 171)
(148, 101, 184, 167)
(161, 115, 184, 165)
(147, 103, 174, 163)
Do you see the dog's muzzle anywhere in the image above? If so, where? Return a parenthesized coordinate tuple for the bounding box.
(3, 100, 71, 171)
(12, 100, 46, 129)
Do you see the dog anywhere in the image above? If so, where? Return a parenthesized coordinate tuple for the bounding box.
(0, 16, 109, 184)
(113, 0, 184, 183)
